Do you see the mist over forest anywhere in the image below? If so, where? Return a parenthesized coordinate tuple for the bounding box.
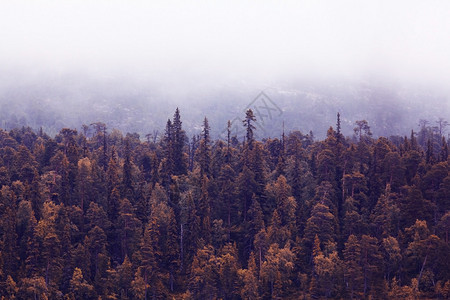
(1, 1, 450, 299)
(2, 1, 450, 141)
(1, 70, 448, 141)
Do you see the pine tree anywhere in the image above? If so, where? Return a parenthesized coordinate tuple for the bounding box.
(400, 185, 434, 228)
(343, 234, 363, 299)
(236, 166, 258, 222)
(106, 151, 120, 220)
(172, 108, 188, 175)
(354, 120, 372, 143)
(197, 175, 212, 245)
(217, 164, 237, 240)
(427, 138, 435, 164)
(163, 119, 174, 176)
(342, 196, 364, 239)
(16, 200, 39, 278)
(218, 243, 240, 299)
(243, 109, 256, 148)
(237, 252, 259, 300)
(139, 220, 160, 299)
(86, 202, 110, 233)
(197, 117, 211, 177)
(259, 242, 295, 299)
(188, 245, 219, 299)
(148, 183, 179, 292)
(226, 120, 232, 163)
(19, 276, 49, 300)
(85, 225, 109, 290)
(311, 234, 341, 298)
(381, 236, 402, 282)
(370, 186, 400, 238)
(0, 186, 19, 279)
(180, 192, 200, 272)
(117, 255, 134, 299)
(70, 267, 95, 299)
(440, 137, 448, 161)
(336, 112, 342, 143)
(122, 137, 134, 200)
(29, 169, 43, 220)
(360, 234, 382, 297)
(118, 198, 142, 261)
(76, 157, 93, 212)
(303, 202, 337, 260)
(50, 150, 71, 205)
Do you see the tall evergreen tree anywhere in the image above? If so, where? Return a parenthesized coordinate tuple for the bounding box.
(343, 234, 363, 299)
(172, 108, 188, 175)
(197, 117, 211, 177)
(243, 109, 256, 148)
(122, 137, 134, 200)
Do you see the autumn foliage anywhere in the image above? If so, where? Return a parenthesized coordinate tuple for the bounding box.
(0, 110, 449, 299)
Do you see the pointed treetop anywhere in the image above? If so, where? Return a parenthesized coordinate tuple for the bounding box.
(243, 109, 257, 145)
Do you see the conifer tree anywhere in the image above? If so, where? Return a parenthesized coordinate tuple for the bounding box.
(336, 112, 342, 142)
(1, 116, 450, 299)
(70, 267, 95, 299)
(180, 192, 200, 272)
(440, 137, 448, 161)
(106, 151, 120, 220)
(218, 243, 240, 299)
(0, 186, 19, 279)
(243, 109, 256, 148)
(197, 175, 212, 245)
(360, 234, 382, 297)
(77, 157, 93, 212)
(217, 164, 237, 239)
(19, 276, 49, 300)
(188, 245, 219, 299)
(343, 234, 363, 299)
(118, 198, 142, 261)
(197, 117, 211, 177)
(117, 255, 134, 299)
(236, 166, 258, 222)
(172, 108, 188, 175)
(122, 137, 134, 200)
(163, 119, 174, 176)
(260, 242, 295, 299)
(237, 252, 259, 299)
(139, 220, 161, 299)
(381, 236, 402, 282)
(303, 202, 337, 259)
(310, 234, 341, 298)
(370, 186, 400, 238)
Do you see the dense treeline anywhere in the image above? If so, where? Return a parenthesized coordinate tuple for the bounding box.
(0, 109, 449, 299)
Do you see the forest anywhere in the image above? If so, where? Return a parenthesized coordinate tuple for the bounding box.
(0, 108, 449, 299)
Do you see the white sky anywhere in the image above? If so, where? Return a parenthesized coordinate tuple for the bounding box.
(1, 0, 450, 87)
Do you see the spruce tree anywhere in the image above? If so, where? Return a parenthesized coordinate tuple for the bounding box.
(172, 108, 187, 175)
(243, 109, 256, 148)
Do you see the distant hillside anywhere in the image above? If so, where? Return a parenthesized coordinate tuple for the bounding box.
(0, 72, 448, 140)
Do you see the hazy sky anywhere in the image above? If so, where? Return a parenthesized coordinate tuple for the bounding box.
(2, 0, 450, 87)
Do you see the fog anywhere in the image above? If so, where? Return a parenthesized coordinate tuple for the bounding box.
(1, 0, 449, 138)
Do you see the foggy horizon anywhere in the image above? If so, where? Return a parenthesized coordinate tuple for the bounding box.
(2, 1, 450, 86)
(1, 3, 449, 299)
(1, 1, 449, 139)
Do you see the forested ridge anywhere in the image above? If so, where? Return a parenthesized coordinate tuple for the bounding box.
(0, 109, 449, 299)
